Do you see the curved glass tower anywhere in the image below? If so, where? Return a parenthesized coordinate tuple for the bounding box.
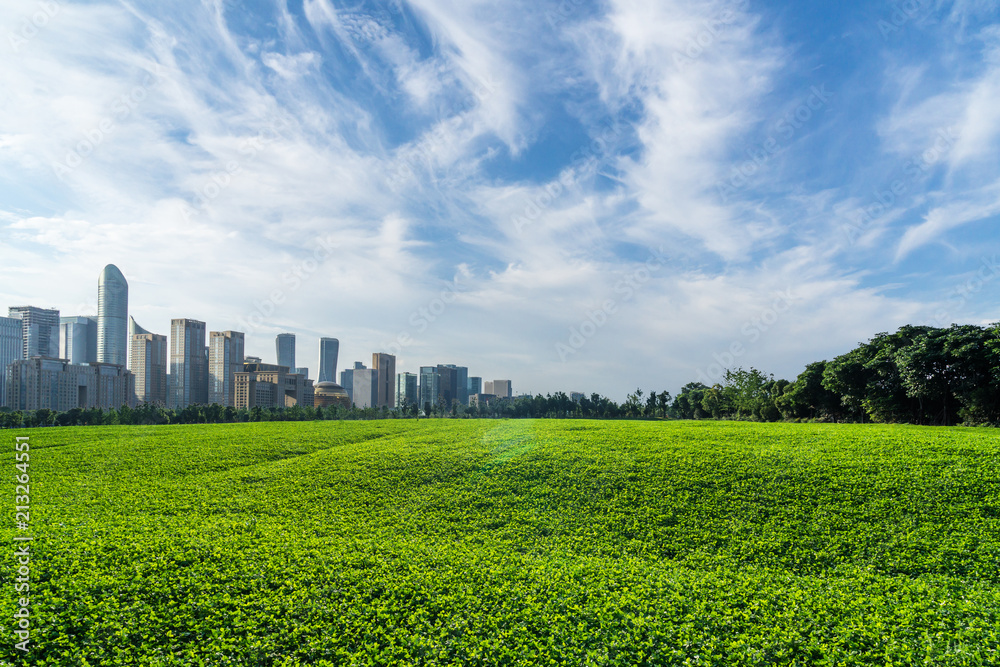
(97, 264, 128, 367)
(318, 337, 339, 383)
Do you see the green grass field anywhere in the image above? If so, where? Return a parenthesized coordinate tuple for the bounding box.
(2, 420, 999, 665)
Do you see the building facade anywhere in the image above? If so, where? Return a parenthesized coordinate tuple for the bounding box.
(60, 316, 98, 365)
(467, 376, 482, 397)
(276, 333, 295, 370)
(340, 361, 366, 404)
(234, 361, 313, 410)
(396, 372, 418, 409)
(318, 337, 339, 383)
(0, 316, 24, 408)
(130, 318, 167, 405)
(169, 319, 208, 408)
(97, 264, 128, 367)
(484, 380, 512, 399)
(6, 357, 134, 412)
(441, 364, 469, 405)
(436, 365, 460, 408)
(351, 368, 379, 408)
(208, 330, 245, 407)
(8, 306, 60, 359)
(372, 353, 396, 408)
(418, 366, 439, 411)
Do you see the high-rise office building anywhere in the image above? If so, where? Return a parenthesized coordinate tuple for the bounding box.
(60, 316, 98, 365)
(468, 376, 482, 397)
(130, 317, 167, 405)
(97, 264, 128, 367)
(276, 333, 295, 370)
(340, 361, 365, 404)
(209, 330, 245, 407)
(396, 372, 418, 409)
(294, 367, 310, 379)
(419, 366, 439, 411)
(0, 316, 23, 408)
(372, 353, 396, 408)
(169, 319, 207, 408)
(318, 338, 339, 383)
(6, 357, 134, 411)
(484, 380, 512, 399)
(441, 364, 469, 405)
(436, 365, 460, 408)
(351, 368, 379, 409)
(8, 306, 59, 359)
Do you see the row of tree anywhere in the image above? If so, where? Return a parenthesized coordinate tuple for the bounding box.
(3, 324, 996, 429)
(0, 391, 660, 428)
(672, 323, 1000, 426)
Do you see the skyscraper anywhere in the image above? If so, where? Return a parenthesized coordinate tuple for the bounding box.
(169, 319, 207, 408)
(276, 333, 295, 370)
(130, 317, 167, 405)
(468, 376, 482, 397)
(60, 316, 98, 365)
(97, 264, 128, 367)
(372, 352, 396, 408)
(436, 365, 459, 408)
(0, 316, 23, 408)
(441, 364, 469, 405)
(351, 368, 379, 408)
(485, 380, 512, 398)
(419, 366, 439, 412)
(396, 372, 418, 409)
(8, 306, 60, 359)
(318, 337, 339, 383)
(340, 361, 365, 404)
(209, 330, 245, 407)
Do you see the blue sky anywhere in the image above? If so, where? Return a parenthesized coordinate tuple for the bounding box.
(1, 0, 999, 400)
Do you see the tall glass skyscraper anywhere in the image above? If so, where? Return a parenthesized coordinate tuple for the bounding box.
(318, 337, 339, 383)
(97, 264, 128, 367)
(372, 352, 396, 408)
(7, 306, 60, 359)
(209, 330, 245, 407)
(276, 333, 295, 370)
(60, 316, 98, 365)
(419, 366, 439, 412)
(169, 318, 207, 408)
(0, 316, 24, 407)
(130, 317, 167, 406)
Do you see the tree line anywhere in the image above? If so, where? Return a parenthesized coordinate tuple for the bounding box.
(3, 323, 997, 428)
(672, 323, 1000, 426)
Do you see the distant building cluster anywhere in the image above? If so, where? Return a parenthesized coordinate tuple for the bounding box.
(2, 265, 516, 414)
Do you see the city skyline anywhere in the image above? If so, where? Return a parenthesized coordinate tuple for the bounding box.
(5, 264, 544, 399)
(2, 2, 998, 401)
